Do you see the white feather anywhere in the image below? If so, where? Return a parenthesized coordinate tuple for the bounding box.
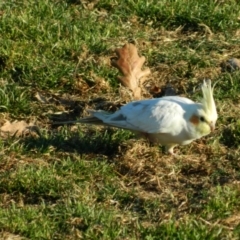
(57, 80, 217, 155)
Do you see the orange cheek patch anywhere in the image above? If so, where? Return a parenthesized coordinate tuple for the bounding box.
(189, 115, 199, 125)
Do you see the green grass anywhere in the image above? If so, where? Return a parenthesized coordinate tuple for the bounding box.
(0, 0, 240, 239)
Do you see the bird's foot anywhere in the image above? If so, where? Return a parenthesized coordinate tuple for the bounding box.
(166, 145, 178, 157)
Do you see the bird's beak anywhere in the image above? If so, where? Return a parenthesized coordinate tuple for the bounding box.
(209, 122, 215, 132)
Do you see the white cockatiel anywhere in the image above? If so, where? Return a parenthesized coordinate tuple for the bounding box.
(63, 79, 218, 154)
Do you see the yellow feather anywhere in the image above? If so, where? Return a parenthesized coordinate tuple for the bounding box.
(201, 79, 218, 121)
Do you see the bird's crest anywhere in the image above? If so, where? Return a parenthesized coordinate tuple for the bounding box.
(201, 79, 217, 120)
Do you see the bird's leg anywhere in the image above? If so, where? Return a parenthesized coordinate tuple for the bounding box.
(166, 145, 177, 156)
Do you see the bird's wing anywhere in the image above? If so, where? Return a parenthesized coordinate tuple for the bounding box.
(100, 97, 190, 133)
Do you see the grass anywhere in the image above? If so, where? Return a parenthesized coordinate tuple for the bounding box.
(0, 0, 240, 239)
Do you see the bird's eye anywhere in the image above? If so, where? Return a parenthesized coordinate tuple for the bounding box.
(200, 116, 205, 122)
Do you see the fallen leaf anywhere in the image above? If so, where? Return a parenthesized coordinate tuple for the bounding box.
(111, 43, 151, 100)
(0, 120, 39, 137)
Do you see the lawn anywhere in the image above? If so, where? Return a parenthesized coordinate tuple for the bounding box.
(0, 0, 240, 239)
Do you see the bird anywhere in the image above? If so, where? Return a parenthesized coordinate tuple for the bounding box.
(59, 79, 218, 155)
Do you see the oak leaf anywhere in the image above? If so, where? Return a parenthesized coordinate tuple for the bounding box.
(111, 43, 151, 100)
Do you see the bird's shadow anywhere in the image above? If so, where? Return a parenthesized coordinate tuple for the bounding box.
(21, 127, 131, 157)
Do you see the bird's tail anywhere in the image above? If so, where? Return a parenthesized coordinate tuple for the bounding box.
(53, 110, 112, 126)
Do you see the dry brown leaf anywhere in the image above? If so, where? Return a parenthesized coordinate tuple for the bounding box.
(111, 43, 151, 100)
(0, 120, 39, 137)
